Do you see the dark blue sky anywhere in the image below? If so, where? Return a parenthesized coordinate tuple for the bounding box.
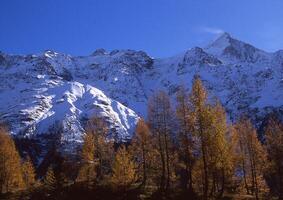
(1, 0, 283, 57)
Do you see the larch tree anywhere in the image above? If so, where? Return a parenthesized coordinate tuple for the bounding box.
(227, 125, 242, 192)
(234, 118, 267, 200)
(44, 166, 57, 192)
(85, 116, 114, 181)
(148, 90, 175, 191)
(22, 156, 36, 190)
(265, 115, 283, 200)
(188, 77, 232, 199)
(76, 131, 96, 187)
(77, 116, 114, 186)
(111, 145, 137, 190)
(188, 76, 211, 200)
(207, 102, 232, 198)
(0, 125, 24, 194)
(176, 86, 195, 193)
(131, 119, 152, 187)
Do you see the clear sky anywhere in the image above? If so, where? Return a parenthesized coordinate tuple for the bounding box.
(1, 0, 283, 57)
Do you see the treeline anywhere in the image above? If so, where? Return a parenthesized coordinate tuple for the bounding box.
(0, 77, 283, 200)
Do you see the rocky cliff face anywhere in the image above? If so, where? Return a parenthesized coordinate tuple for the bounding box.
(0, 33, 282, 154)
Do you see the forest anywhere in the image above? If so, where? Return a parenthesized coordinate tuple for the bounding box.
(0, 77, 282, 200)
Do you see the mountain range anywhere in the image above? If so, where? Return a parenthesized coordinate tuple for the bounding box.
(0, 32, 282, 154)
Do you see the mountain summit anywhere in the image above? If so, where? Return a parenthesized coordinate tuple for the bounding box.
(205, 32, 233, 54)
(205, 32, 268, 63)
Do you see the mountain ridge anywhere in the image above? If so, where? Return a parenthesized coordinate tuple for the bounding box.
(0, 33, 282, 155)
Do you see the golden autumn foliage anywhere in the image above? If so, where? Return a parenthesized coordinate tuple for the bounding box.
(265, 115, 283, 200)
(44, 166, 57, 191)
(0, 125, 24, 193)
(234, 119, 268, 200)
(77, 117, 114, 187)
(76, 132, 96, 186)
(189, 77, 212, 200)
(111, 146, 137, 189)
(22, 156, 36, 189)
(208, 102, 233, 198)
(130, 119, 153, 187)
(187, 77, 233, 199)
(86, 117, 114, 180)
(176, 86, 195, 192)
(148, 91, 176, 191)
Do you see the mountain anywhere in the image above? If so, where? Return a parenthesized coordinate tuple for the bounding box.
(1, 33, 283, 155)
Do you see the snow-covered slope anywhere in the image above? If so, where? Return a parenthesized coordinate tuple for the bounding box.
(0, 51, 140, 152)
(0, 33, 283, 153)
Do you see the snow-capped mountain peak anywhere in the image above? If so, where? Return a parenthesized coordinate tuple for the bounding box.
(0, 34, 282, 156)
(205, 32, 232, 54)
(205, 32, 268, 63)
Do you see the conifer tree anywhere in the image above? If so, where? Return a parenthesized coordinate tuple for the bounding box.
(76, 132, 96, 187)
(187, 77, 233, 199)
(44, 166, 57, 192)
(265, 115, 283, 200)
(81, 132, 96, 163)
(111, 145, 137, 190)
(0, 125, 24, 193)
(22, 156, 36, 189)
(188, 76, 211, 200)
(234, 119, 267, 200)
(207, 102, 232, 198)
(176, 86, 195, 193)
(131, 119, 152, 187)
(148, 91, 175, 191)
(85, 117, 114, 180)
(77, 116, 114, 186)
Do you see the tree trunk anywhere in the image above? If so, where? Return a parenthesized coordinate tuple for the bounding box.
(201, 143, 209, 200)
(188, 165, 194, 193)
(218, 167, 225, 199)
(252, 156, 259, 200)
(142, 145, 147, 187)
(278, 164, 283, 200)
(158, 132, 166, 191)
(164, 132, 171, 191)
